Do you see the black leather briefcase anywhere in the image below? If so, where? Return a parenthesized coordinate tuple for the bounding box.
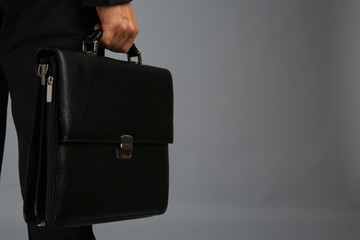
(23, 31, 173, 227)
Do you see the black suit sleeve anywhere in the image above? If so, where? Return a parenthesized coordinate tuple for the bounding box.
(82, 0, 132, 7)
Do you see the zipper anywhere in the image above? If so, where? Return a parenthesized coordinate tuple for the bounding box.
(46, 95, 56, 225)
(37, 64, 49, 85)
(45, 57, 59, 226)
(46, 76, 54, 103)
(31, 63, 50, 226)
(35, 73, 48, 226)
(33, 61, 56, 226)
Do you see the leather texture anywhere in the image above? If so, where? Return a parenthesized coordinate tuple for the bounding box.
(24, 47, 173, 227)
(49, 48, 173, 144)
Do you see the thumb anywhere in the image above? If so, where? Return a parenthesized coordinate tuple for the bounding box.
(94, 24, 101, 30)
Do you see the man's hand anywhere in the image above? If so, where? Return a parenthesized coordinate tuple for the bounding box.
(95, 3, 139, 53)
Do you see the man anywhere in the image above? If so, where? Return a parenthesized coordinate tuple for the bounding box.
(0, 0, 139, 239)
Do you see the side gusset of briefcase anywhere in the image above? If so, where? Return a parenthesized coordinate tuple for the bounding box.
(23, 38, 173, 227)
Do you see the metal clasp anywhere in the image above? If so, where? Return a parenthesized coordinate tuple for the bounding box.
(127, 51, 142, 65)
(82, 40, 99, 55)
(116, 135, 133, 160)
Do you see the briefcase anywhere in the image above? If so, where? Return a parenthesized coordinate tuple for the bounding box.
(23, 31, 173, 227)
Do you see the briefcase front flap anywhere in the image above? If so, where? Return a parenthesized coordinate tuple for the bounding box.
(38, 48, 173, 144)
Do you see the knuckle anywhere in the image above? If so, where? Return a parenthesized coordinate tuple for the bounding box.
(128, 25, 137, 34)
(117, 23, 126, 32)
(102, 38, 112, 47)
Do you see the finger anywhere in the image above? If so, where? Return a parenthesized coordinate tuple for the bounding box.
(98, 21, 138, 52)
(98, 29, 115, 49)
(110, 33, 129, 52)
(111, 31, 135, 52)
(108, 26, 130, 51)
(116, 24, 138, 51)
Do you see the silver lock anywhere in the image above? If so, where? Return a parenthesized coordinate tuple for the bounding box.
(116, 135, 133, 160)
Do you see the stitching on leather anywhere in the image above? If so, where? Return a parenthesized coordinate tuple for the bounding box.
(52, 49, 65, 226)
(55, 49, 69, 141)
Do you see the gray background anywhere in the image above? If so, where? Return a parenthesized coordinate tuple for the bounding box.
(1, 0, 360, 239)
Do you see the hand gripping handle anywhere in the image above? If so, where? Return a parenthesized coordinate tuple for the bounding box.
(82, 29, 142, 64)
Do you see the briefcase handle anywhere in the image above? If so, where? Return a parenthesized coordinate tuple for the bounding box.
(82, 29, 142, 64)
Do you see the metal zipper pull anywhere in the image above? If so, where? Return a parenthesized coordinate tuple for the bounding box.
(46, 76, 54, 103)
(37, 64, 49, 85)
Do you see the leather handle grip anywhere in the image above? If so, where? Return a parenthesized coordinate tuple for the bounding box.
(83, 29, 140, 58)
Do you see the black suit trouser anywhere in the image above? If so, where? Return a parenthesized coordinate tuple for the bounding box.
(0, 1, 103, 239)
